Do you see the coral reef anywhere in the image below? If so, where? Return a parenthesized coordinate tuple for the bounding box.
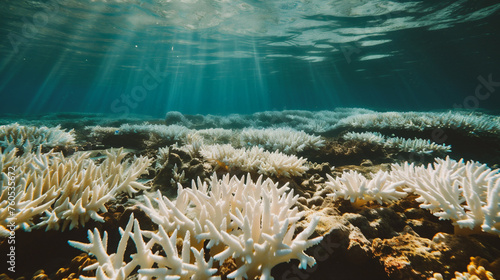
(239, 127, 325, 154)
(326, 170, 407, 206)
(88, 123, 325, 155)
(336, 111, 500, 136)
(342, 131, 452, 155)
(0, 147, 152, 236)
(2, 108, 500, 280)
(322, 157, 500, 236)
(391, 157, 500, 234)
(70, 173, 323, 280)
(0, 123, 75, 151)
(199, 144, 309, 177)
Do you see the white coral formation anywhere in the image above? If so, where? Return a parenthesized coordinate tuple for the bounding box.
(90, 124, 325, 155)
(259, 150, 309, 178)
(135, 173, 323, 280)
(326, 170, 407, 205)
(161, 109, 500, 136)
(88, 123, 192, 144)
(342, 131, 452, 154)
(165, 108, 375, 133)
(385, 136, 451, 155)
(326, 157, 500, 234)
(239, 128, 325, 154)
(325, 157, 500, 235)
(0, 147, 152, 236)
(391, 157, 500, 234)
(200, 144, 309, 177)
(0, 123, 75, 151)
(69, 213, 219, 280)
(195, 128, 234, 145)
(119, 123, 192, 141)
(337, 111, 500, 134)
(86, 125, 119, 138)
(343, 131, 386, 145)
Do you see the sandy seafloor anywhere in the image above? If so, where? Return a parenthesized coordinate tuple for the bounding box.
(1, 109, 500, 280)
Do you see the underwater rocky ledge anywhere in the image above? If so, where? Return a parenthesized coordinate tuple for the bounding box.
(1, 108, 500, 280)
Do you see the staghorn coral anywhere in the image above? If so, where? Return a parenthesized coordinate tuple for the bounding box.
(199, 144, 309, 178)
(89, 123, 325, 155)
(325, 156, 500, 235)
(195, 128, 234, 145)
(69, 213, 219, 280)
(239, 127, 325, 154)
(258, 150, 309, 178)
(342, 131, 452, 155)
(326, 170, 407, 206)
(70, 173, 322, 280)
(342, 131, 386, 145)
(0, 147, 152, 236)
(137, 173, 322, 280)
(336, 111, 500, 135)
(117, 123, 192, 141)
(390, 157, 500, 234)
(0, 123, 75, 151)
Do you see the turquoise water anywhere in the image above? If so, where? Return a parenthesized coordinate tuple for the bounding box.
(0, 0, 499, 116)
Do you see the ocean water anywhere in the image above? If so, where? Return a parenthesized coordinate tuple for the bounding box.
(1, 0, 499, 117)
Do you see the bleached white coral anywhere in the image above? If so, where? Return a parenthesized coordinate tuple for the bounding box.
(170, 163, 187, 185)
(326, 170, 406, 205)
(200, 144, 309, 177)
(386, 136, 451, 154)
(482, 178, 500, 234)
(337, 111, 500, 135)
(342, 131, 386, 145)
(69, 213, 219, 280)
(0, 147, 152, 235)
(194, 128, 234, 145)
(86, 125, 119, 138)
(68, 214, 140, 280)
(258, 150, 309, 178)
(161, 108, 376, 133)
(325, 157, 500, 234)
(119, 123, 192, 141)
(239, 127, 325, 154)
(390, 157, 500, 234)
(342, 131, 451, 155)
(0, 123, 75, 151)
(88, 123, 193, 144)
(139, 173, 323, 279)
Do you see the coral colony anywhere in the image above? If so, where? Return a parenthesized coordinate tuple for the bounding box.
(1, 108, 500, 279)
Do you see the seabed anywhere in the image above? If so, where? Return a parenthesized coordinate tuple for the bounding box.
(1, 109, 500, 280)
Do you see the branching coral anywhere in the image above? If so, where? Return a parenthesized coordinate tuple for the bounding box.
(326, 157, 500, 235)
(0, 123, 75, 151)
(199, 144, 308, 177)
(342, 131, 452, 155)
(89, 121, 326, 158)
(136, 173, 322, 279)
(337, 111, 500, 135)
(390, 157, 500, 234)
(162, 109, 500, 136)
(258, 150, 309, 178)
(0, 147, 152, 236)
(326, 170, 407, 206)
(69, 213, 219, 280)
(239, 127, 325, 154)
